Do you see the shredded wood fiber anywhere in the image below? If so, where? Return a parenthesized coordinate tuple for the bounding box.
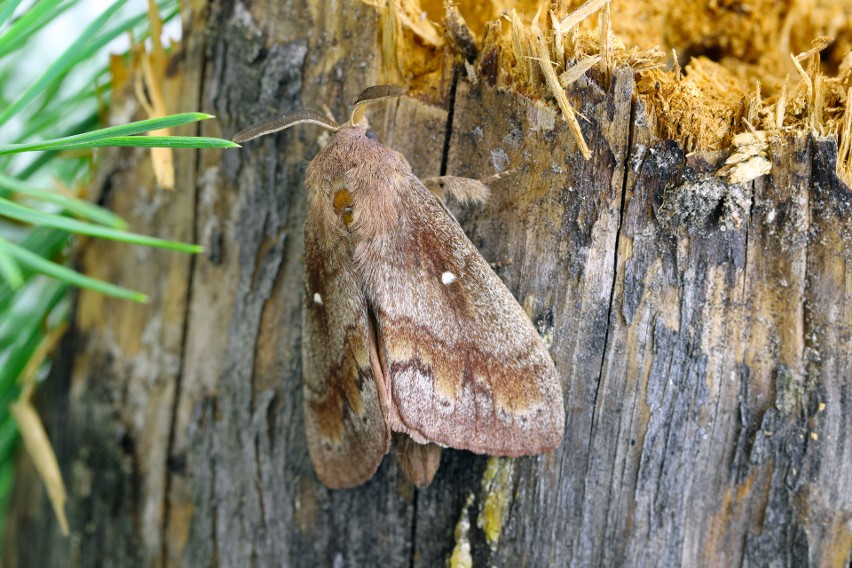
(370, 0, 852, 182)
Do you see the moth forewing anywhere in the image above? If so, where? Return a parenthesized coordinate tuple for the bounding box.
(354, 170, 565, 457)
(301, 198, 390, 489)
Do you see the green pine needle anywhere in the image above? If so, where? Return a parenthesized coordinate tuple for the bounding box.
(0, 241, 23, 289)
(0, 173, 126, 228)
(0, 197, 203, 253)
(0, 0, 26, 31)
(0, 0, 129, 127)
(1, 237, 148, 303)
(59, 135, 240, 150)
(0, 113, 221, 154)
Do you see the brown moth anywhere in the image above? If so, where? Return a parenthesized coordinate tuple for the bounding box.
(234, 85, 564, 489)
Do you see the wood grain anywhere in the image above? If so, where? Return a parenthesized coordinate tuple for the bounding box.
(4, 1, 851, 566)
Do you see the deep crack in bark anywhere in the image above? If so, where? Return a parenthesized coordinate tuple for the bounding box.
(160, 42, 207, 566)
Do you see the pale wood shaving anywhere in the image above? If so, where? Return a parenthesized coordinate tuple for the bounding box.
(725, 157, 773, 184)
(839, 88, 852, 184)
(511, 10, 537, 91)
(597, 1, 611, 79)
(550, 11, 565, 69)
(776, 75, 789, 129)
(790, 52, 813, 103)
(464, 60, 477, 84)
(560, 55, 601, 88)
(396, 0, 441, 46)
(719, 129, 772, 183)
(794, 36, 833, 61)
(558, 0, 609, 34)
(532, 18, 591, 158)
(813, 73, 824, 133)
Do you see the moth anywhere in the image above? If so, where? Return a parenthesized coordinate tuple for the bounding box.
(234, 85, 564, 489)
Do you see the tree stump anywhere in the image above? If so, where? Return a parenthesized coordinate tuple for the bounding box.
(5, 1, 851, 567)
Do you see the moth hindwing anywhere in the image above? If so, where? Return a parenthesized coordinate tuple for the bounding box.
(238, 86, 564, 488)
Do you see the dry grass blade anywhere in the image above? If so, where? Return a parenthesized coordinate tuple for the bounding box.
(10, 320, 70, 536)
(132, 0, 174, 189)
(10, 401, 69, 536)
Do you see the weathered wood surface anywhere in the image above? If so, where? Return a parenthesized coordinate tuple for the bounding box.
(5, 0, 852, 566)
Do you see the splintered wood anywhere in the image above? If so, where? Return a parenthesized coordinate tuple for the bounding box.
(532, 11, 592, 159)
(501, 0, 617, 159)
(368, 0, 851, 180)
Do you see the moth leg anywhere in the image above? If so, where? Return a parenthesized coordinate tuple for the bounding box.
(394, 433, 441, 488)
(421, 176, 490, 205)
(365, 307, 391, 422)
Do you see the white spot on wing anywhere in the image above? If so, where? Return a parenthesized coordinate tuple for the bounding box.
(441, 271, 456, 285)
(313, 292, 323, 305)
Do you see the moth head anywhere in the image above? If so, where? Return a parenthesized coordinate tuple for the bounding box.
(234, 86, 408, 239)
(232, 85, 405, 144)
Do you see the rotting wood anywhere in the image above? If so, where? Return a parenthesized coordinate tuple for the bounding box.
(3, 1, 852, 567)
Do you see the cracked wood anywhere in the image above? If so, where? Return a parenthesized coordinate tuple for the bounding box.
(3, 2, 851, 567)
